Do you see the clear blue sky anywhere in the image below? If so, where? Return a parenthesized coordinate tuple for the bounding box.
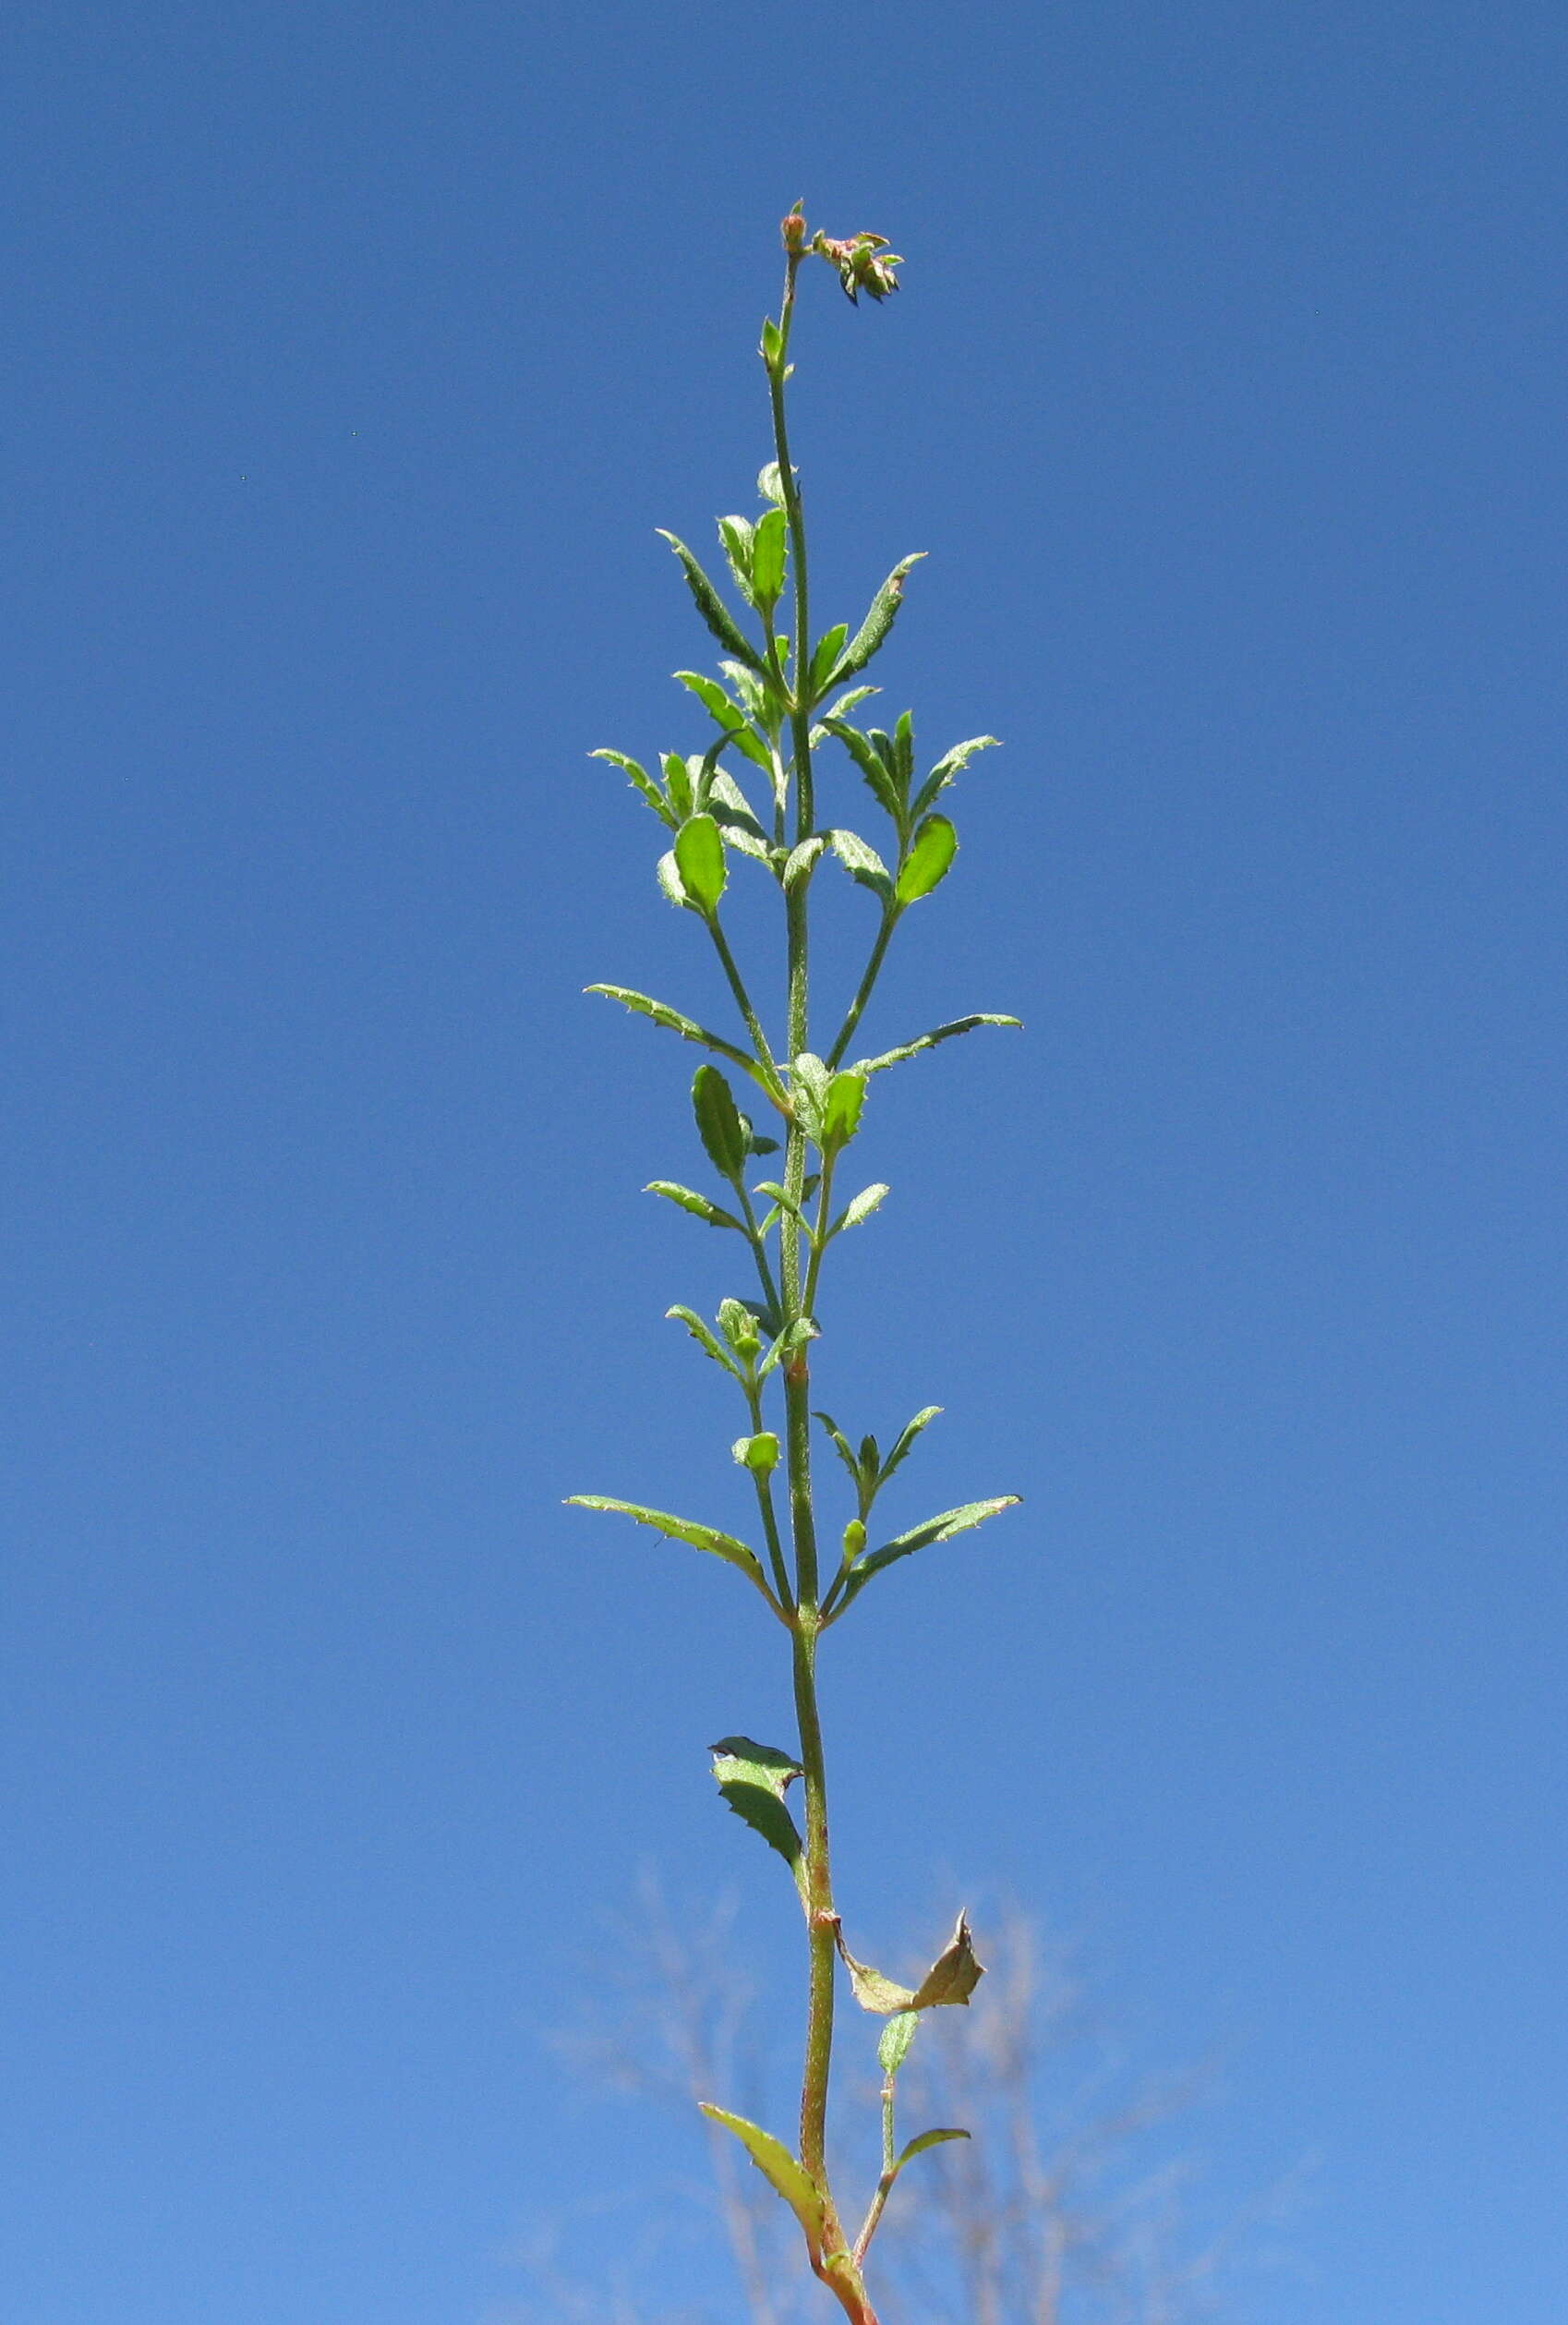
(6, 3, 1565, 2319)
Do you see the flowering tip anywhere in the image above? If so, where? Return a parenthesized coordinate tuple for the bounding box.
(814, 230, 902, 305)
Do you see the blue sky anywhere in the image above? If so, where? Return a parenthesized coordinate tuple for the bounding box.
(6, 3, 1566, 2319)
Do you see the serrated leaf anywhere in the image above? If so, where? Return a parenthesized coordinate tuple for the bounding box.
(835, 1496, 1020, 1613)
(756, 461, 789, 508)
(698, 2106, 826, 2256)
(565, 1496, 767, 1591)
(590, 748, 677, 829)
(831, 1182, 889, 1235)
(895, 813, 958, 905)
(879, 1405, 942, 1483)
(692, 1063, 747, 1181)
(657, 530, 766, 672)
(827, 829, 893, 898)
(706, 765, 771, 838)
(717, 515, 756, 604)
(585, 985, 771, 1085)
(911, 1912, 985, 2008)
(674, 814, 728, 914)
(751, 507, 788, 609)
(710, 1735, 803, 1889)
(675, 672, 774, 774)
(667, 1303, 746, 1377)
(819, 719, 902, 824)
(911, 733, 1000, 819)
(819, 1070, 866, 1154)
(878, 2011, 921, 2075)
(656, 849, 685, 908)
(854, 1013, 1022, 1077)
(645, 1181, 743, 1230)
(834, 553, 926, 679)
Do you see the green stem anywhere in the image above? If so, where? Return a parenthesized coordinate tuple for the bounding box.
(851, 2069, 899, 2267)
(706, 916, 784, 1095)
(735, 1181, 782, 1322)
(826, 906, 899, 1070)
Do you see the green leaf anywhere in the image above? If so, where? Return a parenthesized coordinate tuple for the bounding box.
(895, 813, 958, 905)
(830, 1181, 889, 1235)
(584, 985, 771, 1084)
(878, 2011, 921, 2076)
(565, 1496, 767, 1592)
(854, 1013, 1022, 1078)
(645, 1181, 743, 1230)
(759, 1315, 817, 1380)
(673, 814, 728, 914)
(675, 672, 774, 774)
(751, 507, 788, 609)
(666, 1304, 745, 1378)
(836, 1496, 1020, 1613)
(892, 708, 915, 784)
(657, 531, 766, 672)
(789, 1052, 830, 1141)
(756, 462, 788, 508)
(783, 835, 827, 890)
(656, 848, 685, 908)
(834, 553, 926, 679)
(717, 516, 756, 605)
(808, 624, 849, 697)
(692, 1064, 747, 1181)
(819, 1070, 866, 1154)
(879, 1404, 942, 1483)
(911, 1912, 985, 2007)
(697, 2106, 826, 2257)
(661, 750, 694, 821)
(827, 829, 893, 898)
(589, 748, 677, 829)
(819, 718, 902, 825)
(911, 733, 1000, 819)
(751, 1181, 814, 1237)
(709, 1735, 803, 1888)
(813, 1409, 864, 1491)
(898, 2126, 970, 2166)
(760, 314, 784, 369)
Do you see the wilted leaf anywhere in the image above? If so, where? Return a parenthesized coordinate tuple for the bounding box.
(911, 1912, 985, 2007)
(837, 1931, 917, 2015)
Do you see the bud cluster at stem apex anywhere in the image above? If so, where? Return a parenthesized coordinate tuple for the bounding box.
(782, 205, 903, 304)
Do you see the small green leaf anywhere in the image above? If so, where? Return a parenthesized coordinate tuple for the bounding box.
(645, 1181, 743, 1230)
(830, 1181, 889, 1235)
(898, 2126, 970, 2166)
(911, 733, 1000, 819)
(675, 672, 774, 774)
(911, 1912, 985, 2008)
(756, 462, 788, 508)
(717, 1298, 762, 1359)
(783, 835, 827, 890)
(674, 814, 728, 914)
(657, 530, 766, 672)
(819, 719, 902, 825)
(895, 813, 958, 905)
(879, 1405, 942, 1483)
(877, 2011, 921, 2075)
(692, 1064, 747, 1181)
(584, 985, 770, 1085)
(717, 515, 756, 605)
(835, 1496, 1020, 1613)
(589, 748, 677, 829)
(808, 624, 849, 697)
(660, 750, 694, 821)
(698, 2106, 826, 2256)
(656, 849, 685, 908)
(666, 1304, 745, 1378)
(759, 1315, 817, 1380)
(751, 508, 788, 609)
(813, 1410, 863, 1490)
(819, 1070, 867, 1155)
(834, 553, 926, 679)
(789, 1053, 830, 1140)
(854, 1013, 1022, 1078)
(760, 314, 785, 369)
(565, 1496, 767, 1592)
(827, 829, 893, 898)
(731, 1431, 780, 1475)
(710, 1733, 802, 1883)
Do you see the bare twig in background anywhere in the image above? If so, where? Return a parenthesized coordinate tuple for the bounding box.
(508, 1883, 1301, 2324)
